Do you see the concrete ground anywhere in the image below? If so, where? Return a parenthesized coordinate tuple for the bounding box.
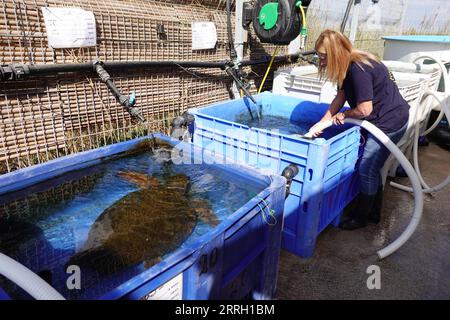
(276, 142, 450, 300)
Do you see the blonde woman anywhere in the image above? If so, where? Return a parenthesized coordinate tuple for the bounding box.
(310, 30, 409, 230)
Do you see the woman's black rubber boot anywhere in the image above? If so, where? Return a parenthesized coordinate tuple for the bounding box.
(368, 186, 383, 224)
(339, 193, 376, 230)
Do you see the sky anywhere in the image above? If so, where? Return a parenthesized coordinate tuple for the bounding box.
(307, 0, 450, 34)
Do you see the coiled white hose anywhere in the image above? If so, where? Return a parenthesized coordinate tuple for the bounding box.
(390, 55, 450, 194)
(422, 90, 450, 136)
(0, 252, 65, 300)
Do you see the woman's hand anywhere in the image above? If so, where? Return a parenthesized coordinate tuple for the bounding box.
(332, 112, 345, 125)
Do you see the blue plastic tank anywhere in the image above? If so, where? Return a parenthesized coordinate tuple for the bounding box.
(0, 134, 286, 300)
(189, 93, 362, 257)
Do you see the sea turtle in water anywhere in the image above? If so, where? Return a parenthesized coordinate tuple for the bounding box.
(68, 171, 219, 274)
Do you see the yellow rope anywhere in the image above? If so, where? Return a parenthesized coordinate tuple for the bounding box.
(258, 46, 280, 94)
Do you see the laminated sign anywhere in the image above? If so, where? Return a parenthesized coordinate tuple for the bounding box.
(142, 273, 183, 300)
(191, 22, 217, 50)
(42, 7, 97, 48)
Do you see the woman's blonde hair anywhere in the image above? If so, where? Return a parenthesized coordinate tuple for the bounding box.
(315, 29, 380, 87)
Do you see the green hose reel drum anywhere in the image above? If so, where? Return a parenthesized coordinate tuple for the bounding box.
(253, 0, 310, 45)
(259, 2, 279, 30)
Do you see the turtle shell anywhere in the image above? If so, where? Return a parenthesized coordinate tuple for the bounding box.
(68, 174, 198, 274)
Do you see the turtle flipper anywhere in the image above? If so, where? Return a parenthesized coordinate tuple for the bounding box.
(191, 199, 219, 227)
(117, 171, 160, 189)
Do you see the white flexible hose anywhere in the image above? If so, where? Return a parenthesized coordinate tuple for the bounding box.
(413, 122, 431, 190)
(390, 55, 450, 194)
(422, 90, 450, 135)
(0, 252, 65, 300)
(390, 175, 450, 193)
(412, 55, 450, 93)
(303, 119, 333, 138)
(306, 119, 424, 259)
(345, 119, 424, 259)
(414, 55, 450, 125)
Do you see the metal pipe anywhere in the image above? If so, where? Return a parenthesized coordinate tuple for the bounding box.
(340, 0, 353, 33)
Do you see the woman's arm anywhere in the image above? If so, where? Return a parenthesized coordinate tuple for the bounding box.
(333, 100, 373, 125)
(344, 100, 373, 118)
(309, 89, 346, 137)
(320, 89, 346, 121)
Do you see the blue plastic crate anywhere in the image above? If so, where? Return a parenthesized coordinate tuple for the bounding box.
(189, 92, 361, 257)
(0, 134, 286, 300)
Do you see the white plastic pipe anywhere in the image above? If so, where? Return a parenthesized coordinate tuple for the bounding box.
(413, 120, 432, 190)
(412, 55, 449, 100)
(306, 119, 424, 259)
(390, 109, 450, 194)
(390, 55, 450, 194)
(422, 91, 449, 135)
(303, 119, 333, 138)
(346, 119, 424, 259)
(390, 175, 450, 193)
(414, 54, 450, 129)
(0, 252, 65, 300)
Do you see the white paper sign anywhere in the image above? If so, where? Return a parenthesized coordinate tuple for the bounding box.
(142, 273, 183, 300)
(41, 7, 97, 48)
(191, 22, 218, 50)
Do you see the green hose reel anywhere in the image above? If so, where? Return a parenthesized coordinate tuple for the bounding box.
(259, 2, 279, 30)
(253, 0, 310, 45)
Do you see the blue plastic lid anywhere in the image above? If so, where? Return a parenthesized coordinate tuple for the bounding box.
(382, 35, 450, 44)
